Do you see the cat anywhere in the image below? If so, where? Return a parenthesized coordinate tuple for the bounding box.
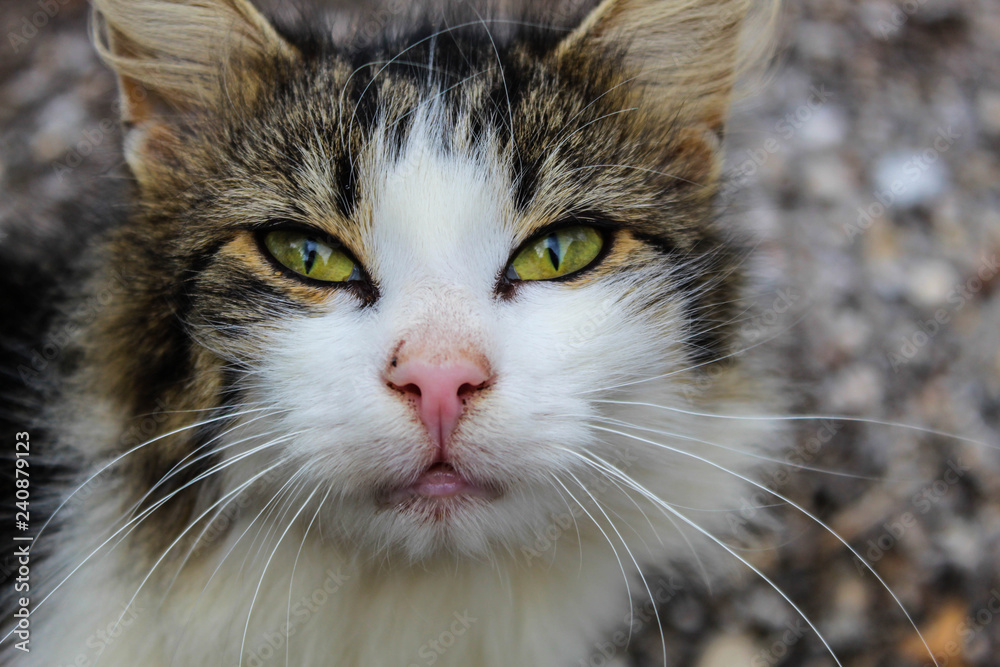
(0, 0, 820, 665)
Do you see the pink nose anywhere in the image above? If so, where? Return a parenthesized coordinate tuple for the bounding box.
(387, 356, 491, 451)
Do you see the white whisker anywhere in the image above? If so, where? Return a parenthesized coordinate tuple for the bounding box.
(33, 405, 279, 546)
(7, 461, 282, 646)
(585, 414, 880, 480)
(594, 398, 995, 449)
(239, 484, 323, 667)
(286, 485, 333, 667)
(589, 423, 939, 666)
(566, 448, 844, 667)
(549, 476, 636, 650)
(562, 469, 667, 662)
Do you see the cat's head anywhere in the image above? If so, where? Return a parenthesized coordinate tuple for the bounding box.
(87, 0, 773, 561)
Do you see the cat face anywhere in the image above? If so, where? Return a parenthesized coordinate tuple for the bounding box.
(233, 113, 695, 558)
(88, 0, 760, 561)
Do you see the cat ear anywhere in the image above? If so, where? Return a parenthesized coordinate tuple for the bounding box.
(558, 0, 772, 135)
(91, 0, 297, 178)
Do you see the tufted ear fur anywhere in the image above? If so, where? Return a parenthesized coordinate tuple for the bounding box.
(558, 0, 776, 136)
(91, 0, 298, 182)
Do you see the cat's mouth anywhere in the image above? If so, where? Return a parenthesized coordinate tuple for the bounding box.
(383, 463, 500, 507)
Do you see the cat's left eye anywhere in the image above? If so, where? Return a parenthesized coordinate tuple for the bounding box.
(262, 230, 362, 283)
(506, 226, 605, 281)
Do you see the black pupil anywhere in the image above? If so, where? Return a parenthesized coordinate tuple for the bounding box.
(303, 238, 319, 274)
(545, 235, 561, 270)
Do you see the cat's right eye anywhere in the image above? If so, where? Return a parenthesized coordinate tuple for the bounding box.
(262, 230, 363, 284)
(506, 225, 605, 282)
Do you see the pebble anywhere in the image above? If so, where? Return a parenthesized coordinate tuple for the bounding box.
(827, 310, 873, 356)
(827, 364, 884, 414)
(30, 95, 88, 163)
(804, 155, 856, 202)
(906, 259, 961, 308)
(871, 150, 950, 209)
(694, 633, 760, 667)
(798, 104, 849, 150)
(794, 21, 845, 62)
(823, 576, 872, 645)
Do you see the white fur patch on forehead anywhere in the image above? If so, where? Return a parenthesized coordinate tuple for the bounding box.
(362, 102, 517, 294)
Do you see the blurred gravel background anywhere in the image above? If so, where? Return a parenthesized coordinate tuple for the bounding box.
(1, 0, 998, 665)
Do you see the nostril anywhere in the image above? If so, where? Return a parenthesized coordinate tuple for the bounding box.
(457, 381, 490, 401)
(390, 382, 422, 398)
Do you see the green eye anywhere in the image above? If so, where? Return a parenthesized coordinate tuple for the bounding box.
(262, 230, 362, 283)
(507, 226, 604, 281)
